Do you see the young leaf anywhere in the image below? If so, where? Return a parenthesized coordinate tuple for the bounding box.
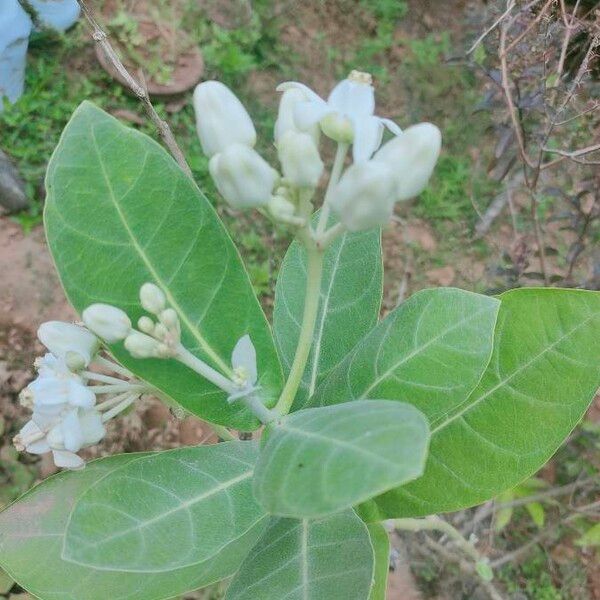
(0, 453, 264, 600)
(361, 288, 600, 519)
(225, 511, 374, 600)
(576, 523, 600, 547)
(367, 523, 390, 600)
(253, 400, 429, 518)
(310, 288, 500, 422)
(63, 442, 267, 572)
(274, 227, 382, 408)
(44, 101, 283, 430)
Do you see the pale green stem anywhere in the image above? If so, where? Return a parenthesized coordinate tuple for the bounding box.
(101, 394, 137, 422)
(90, 383, 145, 395)
(244, 393, 279, 424)
(94, 354, 134, 378)
(82, 371, 127, 385)
(316, 142, 348, 236)
(317, 222, 346, 250)
(275, 243, 324, 415)
(96, 390, 134, 411)
(393, 515, 484, 566)
(175, 344, 237, 395)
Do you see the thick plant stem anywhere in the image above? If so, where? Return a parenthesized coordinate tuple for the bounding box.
(275, 244, 324, 415)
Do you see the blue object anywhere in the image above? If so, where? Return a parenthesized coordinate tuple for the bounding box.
(0, 0, 33, 110)
(29, 0, 80, 32)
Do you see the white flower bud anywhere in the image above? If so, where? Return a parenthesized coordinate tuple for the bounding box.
(140, 283, 166, 315)
(373, 123, 441, 201)
(37, 321, 99, 367)
(82, 304, 132, 343)
(209, 144, 278, 209)
(193, 81, 256, 157)
(329, 161, 397, 232)
(274, 88, 320, 144)
(277, 131, 324, 189)
(138, 316, 155, 334)
(124, 331, 160, 359)
(268, 195, 296, 220)
(159, 308, 179, 330)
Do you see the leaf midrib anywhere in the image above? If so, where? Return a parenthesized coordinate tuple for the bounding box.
(431, 310, 599, 434)
(89, 124, 231, 375)
(357, 303, 497, 400)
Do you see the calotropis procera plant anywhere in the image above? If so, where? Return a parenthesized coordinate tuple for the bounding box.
(0, 70, 599, 600)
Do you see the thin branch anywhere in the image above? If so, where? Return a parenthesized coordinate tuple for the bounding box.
(500, 0, 554, 58)
(542, 142, 600, 165)
(466, 0, 516, 55)
(499, 15, 535, 171)
(76, 0, 193, 178)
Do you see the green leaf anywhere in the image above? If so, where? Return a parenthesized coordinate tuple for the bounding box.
(362, 288, 600, 519)
(44, 102, 282, 430)
(367, 523, 390, 600)
(576, 523, 600, 547)
(0, 453, 264, 600)
(253, 400, 429, 518)
(225, 511, 375, 600)
(310, 288, 500, 423)
(493, 490, 514, 532)
(63, 442, 267, 572)
(525, 502, 545, 528)
(274, 227, 382, 408)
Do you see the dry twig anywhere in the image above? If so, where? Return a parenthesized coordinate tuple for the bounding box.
(76, 0, 193, 178)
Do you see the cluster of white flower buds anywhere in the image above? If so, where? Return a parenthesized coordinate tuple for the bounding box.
(14, 322, 144, 469)
(192, 70, 441, 233)
(83, 283, 266, 413)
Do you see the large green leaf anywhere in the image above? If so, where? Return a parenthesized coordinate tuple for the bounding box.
(253, 400, 429, 518)
(361, 288, 600, 519)
(0, 453, 264, 600)
(310, 288, 500, 421)
(44, 101, 282, 430)
(63, 442, 267, 571)
(226, 511, 375, 600)
(274, 226, 382, 408)
(367, 523, 390, 600)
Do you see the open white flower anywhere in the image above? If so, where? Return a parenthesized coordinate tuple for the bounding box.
(15, 407, 105, 470)
(277, 70, 401, 163)
(23, 353, 96, 415)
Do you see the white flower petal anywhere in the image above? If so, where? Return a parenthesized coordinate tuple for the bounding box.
(276, 81, 325, 105)
(67, 380, 96, 409)
(27, 438, 51, 454)
(293, 100, 332, 131)
(352, 116, 384, 163)
(328, 80, 375, 117)
(28, 377, 70, 407)
(79, 410, 106, 446)
(231, 334, 258, 386)
(51, 449, 84, 469)
(61, 410, 84, 452)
